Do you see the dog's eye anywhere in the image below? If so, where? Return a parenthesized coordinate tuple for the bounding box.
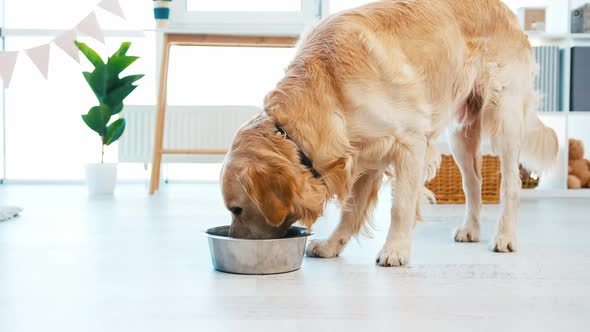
(275, 126, 287, 138)
(230, 207, 243, 216)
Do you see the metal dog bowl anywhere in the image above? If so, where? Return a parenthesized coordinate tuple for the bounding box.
(205, 225, 312, 275)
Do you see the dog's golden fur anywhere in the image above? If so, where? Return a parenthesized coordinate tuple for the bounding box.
(221, 0, 558, 265)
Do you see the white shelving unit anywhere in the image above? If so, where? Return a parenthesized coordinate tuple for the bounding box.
(501, 0, 590, 197)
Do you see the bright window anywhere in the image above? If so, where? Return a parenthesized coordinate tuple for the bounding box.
(168, 46, 295, 106)
(163, 46, 296, 182)
(187, 0, 301, 12)
(326, 1, 549, 15)
(327, 0, 552, 15)
(169, 0, 318, 35)
(0, 0, 309, 181)
(4, 0, 152, 29)
(3, 36, 155, 180)
(327, 0, 373, 14)
(501, 0, 547, 12)
(0, 82, 4, 179)
(1, 0, 155, 181)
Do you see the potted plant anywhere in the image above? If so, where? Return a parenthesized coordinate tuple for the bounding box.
(75, 41, 144, 195)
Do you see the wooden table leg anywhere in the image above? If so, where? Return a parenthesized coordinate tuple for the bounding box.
(150, 33, 171, 194)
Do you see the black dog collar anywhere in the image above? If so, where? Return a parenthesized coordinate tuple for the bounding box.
(275, 125, 321, 179)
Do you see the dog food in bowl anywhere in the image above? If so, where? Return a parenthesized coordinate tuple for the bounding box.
(205, 225, 311, 275)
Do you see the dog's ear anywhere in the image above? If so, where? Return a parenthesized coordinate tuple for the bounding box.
(321, 156, 353, 204)
(238, 162, 297, 227)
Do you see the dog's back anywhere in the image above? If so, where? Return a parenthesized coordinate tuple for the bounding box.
(261, 0, 558, 263)
(296, 0, 531, 104)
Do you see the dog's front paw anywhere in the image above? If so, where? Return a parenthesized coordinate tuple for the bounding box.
(490, 233, 517, 253)
(454, 224, 480, 242)
(305, 239, 342, 258)
(376, 242, 410, 267)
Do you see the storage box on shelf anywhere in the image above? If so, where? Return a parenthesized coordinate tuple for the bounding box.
(533, 46, 561, 112)
(518, 7, 546, 31)
(571, 4, 590, 33)
(570, 47, 590, 112)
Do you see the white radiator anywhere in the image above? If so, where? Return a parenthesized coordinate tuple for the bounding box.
(118, 105, 261, 163)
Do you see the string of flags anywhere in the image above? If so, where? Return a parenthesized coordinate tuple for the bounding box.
(0, 0, 132, 88)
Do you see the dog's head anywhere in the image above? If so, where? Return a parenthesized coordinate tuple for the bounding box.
(221, 114, 327, 239)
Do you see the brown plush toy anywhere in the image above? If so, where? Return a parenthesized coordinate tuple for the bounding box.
(568, 138, 590, 189)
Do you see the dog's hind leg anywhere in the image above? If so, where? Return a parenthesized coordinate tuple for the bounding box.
(490, 124, 522, 252)
(451, 92, 483, 242)
(450, 122, 483, 242)
(305, 170, 383, 258)
(486, 89, 526, 253)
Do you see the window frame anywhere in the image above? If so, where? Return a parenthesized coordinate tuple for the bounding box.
(0, 0, 325, 182)
(168, 0, 321, 35)
(1, 0, 5, 181)
(0, 0, 152, 182)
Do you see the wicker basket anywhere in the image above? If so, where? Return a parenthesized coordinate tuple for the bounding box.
(519, 165, 540, 189)
(426, 155, 502, 204)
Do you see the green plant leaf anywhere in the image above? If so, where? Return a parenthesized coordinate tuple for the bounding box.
(107, 55, 139, 75)
(118, 74, 145, 86)
(74, 41, 104, 67)
(82, 105, 110, 136)
(103, 75, 144, 114)
(82, 71, 92, 85)
(104, 118, 126, 145)
(110, 103, 124, 115)
(83, 68, 107, 102)
(103, 84, 138, 112)
(79, 42, 142, 125)
(114, 42, 131, 57)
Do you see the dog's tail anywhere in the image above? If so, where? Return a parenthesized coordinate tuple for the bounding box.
(520, 94, 559, 171)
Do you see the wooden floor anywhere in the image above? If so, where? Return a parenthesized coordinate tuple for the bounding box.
(0, 184, 589, 332)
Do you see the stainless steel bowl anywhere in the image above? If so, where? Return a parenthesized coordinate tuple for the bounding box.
(205, 225, 312, 275)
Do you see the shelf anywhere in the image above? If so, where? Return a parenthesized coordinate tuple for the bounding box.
(526, 32, 590, 41)
(535, 112, 590, 118)
(570, 33, 590, 40)
(526, 32, 569, 40)
(567, 112, 590, 117)
(521, 189, 590, 199)
(538, 112, 567, 117)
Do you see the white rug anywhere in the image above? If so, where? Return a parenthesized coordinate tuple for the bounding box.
(0, 206, 22, 221)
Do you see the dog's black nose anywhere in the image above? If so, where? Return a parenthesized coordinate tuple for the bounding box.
(229, 206, 243, 216)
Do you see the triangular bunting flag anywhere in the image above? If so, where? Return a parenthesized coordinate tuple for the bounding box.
(25, 44, 51, 79)
(98, 0, 125, 19)
(54, 30, 79, 63)
(0, 51, 19, 88)
(76, 12, 104, 44)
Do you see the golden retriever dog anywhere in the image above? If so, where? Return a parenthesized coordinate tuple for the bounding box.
(221, 0, 558, 266)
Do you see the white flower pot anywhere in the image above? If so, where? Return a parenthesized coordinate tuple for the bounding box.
(85, 163, 118, 196)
